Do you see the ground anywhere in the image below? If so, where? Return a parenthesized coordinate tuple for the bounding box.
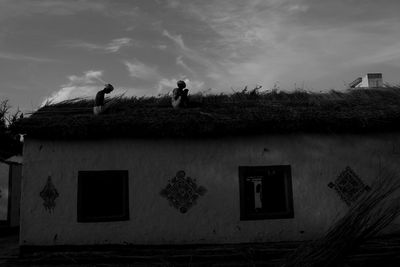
(1, 231, 400, 266)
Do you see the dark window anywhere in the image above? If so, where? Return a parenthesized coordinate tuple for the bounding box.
(239, 165, 294, 220)
(77, 170, 129, 222)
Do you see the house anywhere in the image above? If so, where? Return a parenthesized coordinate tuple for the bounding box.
(0, 155, 22, 229)
(13, 88, 400, 248)
(349, 73, 383, 88)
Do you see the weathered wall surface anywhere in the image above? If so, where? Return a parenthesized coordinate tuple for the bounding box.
(0, 162, 9, 221)
(9, 164, 22, 227)
(20, 134, 400, 246)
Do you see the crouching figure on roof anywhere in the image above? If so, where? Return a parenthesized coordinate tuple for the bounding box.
(93, 83, 114, 115)
(171, 80, 189, 109)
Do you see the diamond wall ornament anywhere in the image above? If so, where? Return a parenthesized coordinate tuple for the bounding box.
(328, 166, 370, 206)
(160, 170, 207, 213)
(40, 176, 59, 213)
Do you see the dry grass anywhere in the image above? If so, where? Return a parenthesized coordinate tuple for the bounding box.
(11, 86, 400, 139)
(282, 168, 400, 267)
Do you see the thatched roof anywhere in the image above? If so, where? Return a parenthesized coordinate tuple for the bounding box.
(11, 87, 400, 139)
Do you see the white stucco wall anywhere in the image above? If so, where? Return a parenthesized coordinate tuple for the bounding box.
(355, 75, 369, 88)
(355, 74, 383, 88)
(20, 133, 400, 246)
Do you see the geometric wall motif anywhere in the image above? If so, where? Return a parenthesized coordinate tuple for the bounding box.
(160, 170, 207, 213)
(40, 176, 59, 213)
(328, 166, 370, 206)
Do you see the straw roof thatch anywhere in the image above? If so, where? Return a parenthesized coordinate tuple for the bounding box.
(11, 87, 400, 139)
(282, 168, 400, 267)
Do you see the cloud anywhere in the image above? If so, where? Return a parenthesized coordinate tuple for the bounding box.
(105, 38, 132, 52)
(165, 0, 180, 9)
(162, 30, 187, 50)
(42, 70, 104, 105)
(124, 60, 160, 80)
(0, 52, 53, 62)
(63, 37, 133, 53)
(348, 42, 400, 67)
(156, 77, 204, 94)
(187, 79, 205, 92)
(160, 0, 400, 90)
(160, 1, 327, 90)
(176, 56, 195, 74)
(155, 44, 167, 50)
(156, 78, 177, 94)
(162, 29, 225, 81)
(287, 4, 309, 13)
(0, 0, 107, 20)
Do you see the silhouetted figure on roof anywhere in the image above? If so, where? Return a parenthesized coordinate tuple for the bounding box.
(171, 80, 189, 109)
(93, 84, 114, 115)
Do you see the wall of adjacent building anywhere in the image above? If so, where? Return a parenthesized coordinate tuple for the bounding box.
(20, 133, 400, 246)
(9, 164, 22, 227)
(355, 74, 383, 88)
(368, 77, 384, 88)
(0, 162, 9, 222)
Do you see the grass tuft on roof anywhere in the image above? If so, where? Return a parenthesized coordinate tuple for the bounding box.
(12, 86, 400, 139)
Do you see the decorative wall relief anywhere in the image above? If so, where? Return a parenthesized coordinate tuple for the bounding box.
(40, 176, 59, 213)
(328, 166, 370, 206)
(160, 170, 207, 213)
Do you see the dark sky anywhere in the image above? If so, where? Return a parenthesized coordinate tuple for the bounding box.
(1, 0, 400, 112)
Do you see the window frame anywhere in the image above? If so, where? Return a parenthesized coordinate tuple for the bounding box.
(77, 170, 129, 223)
(239, 165, 294, 220)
